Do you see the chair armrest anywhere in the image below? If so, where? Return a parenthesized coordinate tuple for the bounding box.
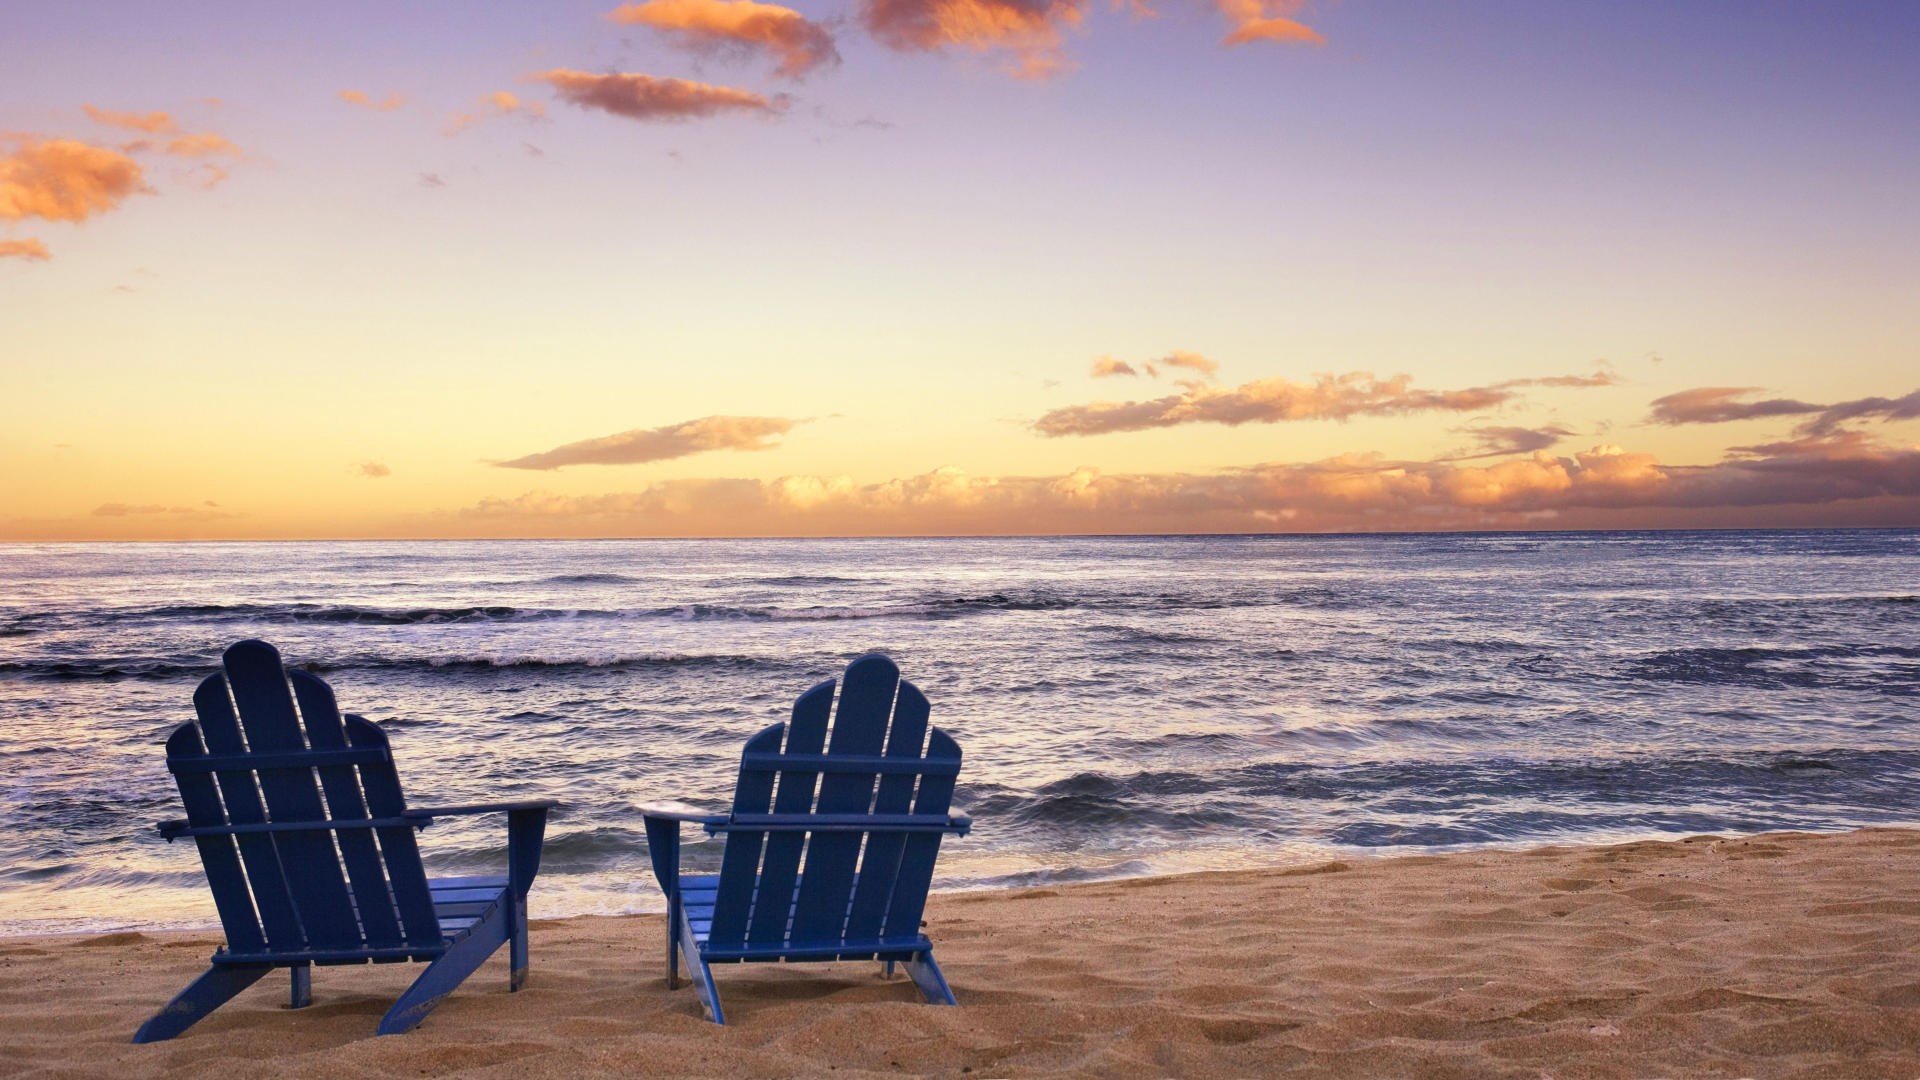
(948, 814, 972, 837)
(407, 800, 558, 898)
(636, 800, 727, 826)
(403, 798, 561, 822)
(637, 802, 727, 897)
(157, 818, 188, 841)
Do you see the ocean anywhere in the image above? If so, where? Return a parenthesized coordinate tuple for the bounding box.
(2, 530, 1917, 935)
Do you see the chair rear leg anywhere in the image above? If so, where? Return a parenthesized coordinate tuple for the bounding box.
(290, 963, 311, 1009)
(132, 963, 273, 1043)
(903, 950, 957, 1006)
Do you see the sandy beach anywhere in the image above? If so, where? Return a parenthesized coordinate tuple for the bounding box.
(3, 828, 1918, 1078)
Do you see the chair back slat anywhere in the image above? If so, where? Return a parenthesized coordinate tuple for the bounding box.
(218, 642, 361, 951)
(715, 654, 961, 956)
(187, 674, 308, 953)
(789, 656, 895, 943)
(843, 679, 931, 941)
(883, 727, 961, 941)
(163, 722, 267, 954)
(741, 680, 833, 949)
(706, 724, 780, 946)
(343, 715, 442, 948)
(289, 669, 405, 949)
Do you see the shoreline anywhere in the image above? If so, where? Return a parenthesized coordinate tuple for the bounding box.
(5, 827, 1920, 1076)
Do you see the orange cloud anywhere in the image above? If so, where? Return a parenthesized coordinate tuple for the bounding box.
(534, 69, 785, 121)
(339, 89, 407, 111)
(0, 137, 148, 223)
(1158, 350, 1220, 379)
(861, 0, 1087, 79)
(359, 461, 393, 478)
(82, 105, 179, 134)
(498, 415, 801, 470)
(609, 0, 839, 78)
(1215, 0, 1324, 47)
(159, 132, 242, 158)
(1090, 356, 1139, 378)
(446, 90, 547, 135)
(1035, 370, 1575, 437)
(460, 437, 1920, 535)
(0, 237, 51, 261)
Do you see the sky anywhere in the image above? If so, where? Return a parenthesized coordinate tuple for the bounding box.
(2, 0, 1917, 540)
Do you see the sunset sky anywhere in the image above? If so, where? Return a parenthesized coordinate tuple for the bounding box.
(3, 1, 1917, 539)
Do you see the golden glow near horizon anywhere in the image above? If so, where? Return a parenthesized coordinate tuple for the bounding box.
(2, 3, 1917, 540)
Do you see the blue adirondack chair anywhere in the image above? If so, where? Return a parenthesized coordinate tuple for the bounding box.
(641, 653, 971, 1024)
(133, 639, 559, 1043)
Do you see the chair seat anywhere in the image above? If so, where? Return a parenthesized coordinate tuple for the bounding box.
(430, 875, 508, 941)
(677, 874, 933, 963)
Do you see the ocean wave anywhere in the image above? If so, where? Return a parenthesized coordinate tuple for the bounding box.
(1621, 644, 1920, 693)
(320, 652, 773, 674)
(534, 573, 643, 585)
(0, 650, 773, 680)
(83, 602, 602, 626)
(0, 659, 207, 681)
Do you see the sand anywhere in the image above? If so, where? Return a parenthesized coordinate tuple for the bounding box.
(4, 828, 1920, 1078)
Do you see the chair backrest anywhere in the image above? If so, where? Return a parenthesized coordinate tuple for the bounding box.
(707, 653, 962, 955)
(164, 639, 442, 958)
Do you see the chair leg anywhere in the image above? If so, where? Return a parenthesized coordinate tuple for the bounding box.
(132, 963, 273, 1043)
(883, 960, 897, 980)
(665, 891, 680, 990)
(508, 893, 529, 993)
(674, 905, 724, 1024)
(378, 908, 508, 1036)
(290, 963, 312, 1009)
(903, 950, 957, 1006)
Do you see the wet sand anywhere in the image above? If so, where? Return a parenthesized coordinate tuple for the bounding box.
(4, 827, 1920, 1078)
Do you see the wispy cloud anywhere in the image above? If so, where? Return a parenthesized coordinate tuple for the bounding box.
(609, 0, 839, 78)
(0, 237, 51, 261)
(1215, 0, 1324, 47)
(533, 69, 785, 121)
(1092, 350, 1223, 382)
(83, 105, 179, 134)
(446, 90, 547, 135)
(92, 501, 231, 520)
(153, 132, 241, 158)
(0, 137, 148, 224)
(1443, 424, 1576, 461)
(1798, 390, 1920, 435)
(497, 415, 801, 470)
(359, 461, 392, 478)
(1647, 386, 1822, 426)
(860, 0, 1088, 79)
(339, 89, 407, 111)
(1035, 368, 1612, 437)
(1648, 385, 1920, 437)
